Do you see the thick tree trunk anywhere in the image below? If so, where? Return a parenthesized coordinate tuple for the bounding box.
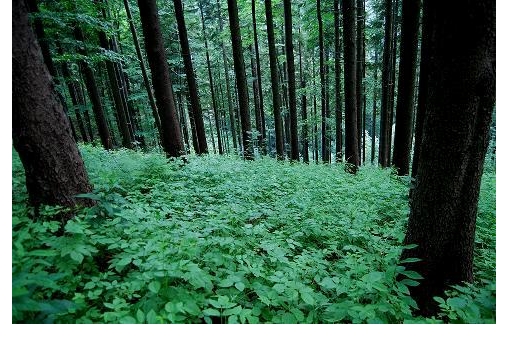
(379, 0, 393, 167)
(334, 0, 343, 163)
(174, 0, 208, 155)
(343, 0, 360, 173)
(227, 0, 253, 160)
(13, 0, 94, 210)
(137, 0, 184, 157)
(392, 0, 421, 175)
(265, 0, 284, 160)
(74, 26, 112, 150)
(400, 0, 495, 316)
(283, 0, 299, 161)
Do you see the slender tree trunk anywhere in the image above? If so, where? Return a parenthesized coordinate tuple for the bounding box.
(312, 53, 319, 163)
(392, 0, 421, 175)
(123, 0, 161, 136)
(371, 50, 379, 164)
(343, 0, 360, 173)
(317, 0, 327, 164)
(174, 0, 208, 154)
(250, 45, 263, 152)
(227, 0, 253, 160)
(356, 0, 365, 165)
(379, 0, 393, 167)
(74, 26, 112, 150)
(334, 0, 343, 163)
(400, 0, 495, 316)
(265, 0, 284, 160)
(216, 0, 238, 152)
(283, 0, 299, 161)
(97, 23, 132, 148)
(252, 0, 266, 154)
(387, 0, 400, 165)
(199, 1, 223, 155)
(298, 28, 309, 164)
(13, 0, 94, 210)
(137, 0, 184, 157)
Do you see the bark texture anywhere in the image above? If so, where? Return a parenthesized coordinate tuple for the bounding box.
(13, 0, 94, 209)
(343, 0, 360, 173)
(379, 0, 393, 167)
(137, 0, 184, 157)
(400, 0, 495, 316)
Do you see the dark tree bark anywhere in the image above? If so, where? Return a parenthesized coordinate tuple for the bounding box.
(298, 27, 309, 164)
(216, 0, 238, 152)
(137, 0, 184, 157)
(317, 0, 328, 163)
(283, 0, 299, 161)
(400, 0, 495, 316)
(387, 0, 400, 165)
(252, 0, 266, 154)
(227, 0, 253, 160)
(123, 0, 162, 135)
(174, 0, 208, 155)
(198, 1, 223, 155)
(97, 15, 132, 148)
(334, 0, 343, 163)
(356, 0, 365, 165)
(312, 54, 319, 163)
(379, 0, 393, 167)
(13, 0, 94, 210)
(371, 49, 379, 164)
(343, 0, 360, 173)
(265, 0, 284, 160)
(392, 0, 421, 175)
(250, 45, 263, 152)
(73, 26, 112, 150)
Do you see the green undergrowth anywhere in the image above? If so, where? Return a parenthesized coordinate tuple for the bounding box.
(12, 145, 496, 323)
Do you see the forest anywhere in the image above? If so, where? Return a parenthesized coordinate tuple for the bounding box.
(12, 0, 495, 324)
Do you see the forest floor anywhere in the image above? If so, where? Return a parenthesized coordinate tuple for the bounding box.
(12, 145, 496, 323)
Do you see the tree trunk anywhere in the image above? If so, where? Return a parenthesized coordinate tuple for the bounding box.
(392, 0, 421, 175)
(356, 0, 365, 165)
(379, 0, 393, 167)
(298, 28, 309, 164)
(73, 26, 112, 150)
(252, 0, 266, 154)
(387, 0, 400, 165)
(265, 0, 284, 160)
(343, 0, 360, 173)
(13, 0, 94, 210)
(334, 0, 343, 163)
(400, 0, 495, 316)
(97, 24, 132, 148)
(283, 0, 299, 161)
(250, 45, 263, 152)
(312, 53, 319, 163)
(199, 1, 223, 155)
(317, 0, 327, 164)
(123, 0, 161, 136)
(227, 0, 253, 160)
(137, 0, 184, 158)
(174, 0, 208, 155)
(371, 49, 379, 165)
(216, 0, 238, 153)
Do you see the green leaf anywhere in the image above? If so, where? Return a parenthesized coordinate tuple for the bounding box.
(290, 308, 305, 322)
(362, 271, 384, 283)
(300, 291, 315, 305)
(433, 296, 446, 305)
(70, 251, 84, 263)
(27, 249, 58, 257)
(203, 308, 221, 317)
(447, 297, 467, 309)
(148, 281, 161, 294)
(223, 305, 242, 316)
(146, 309, 158, 324)
(234, 281, 245, 291)
(399, 270, 424, 280)
(136, 309, 145, 323)
(400, 278, 420, 287)
(12, 286, 29, 297)
(399, 257, 422, 264)
(83, 281, 96, 289)
(119, 316, 137, 324)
